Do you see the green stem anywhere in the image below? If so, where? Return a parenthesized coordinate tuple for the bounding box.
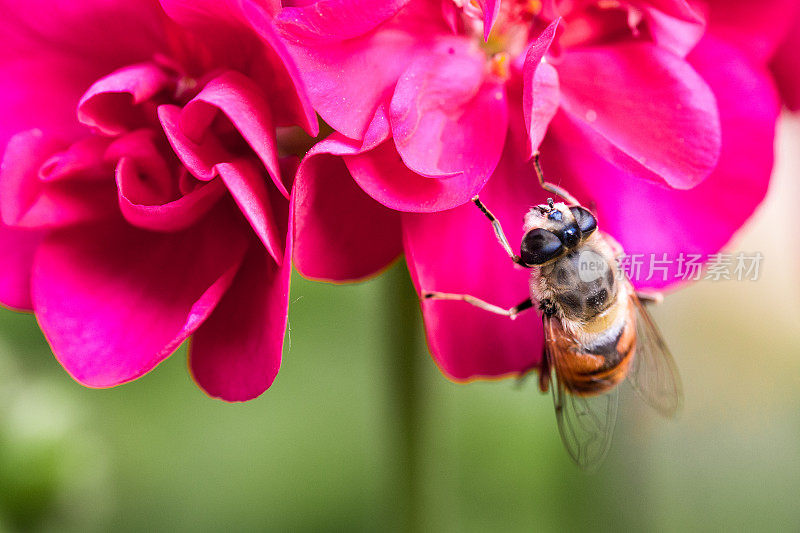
(384, 262, 423, 532)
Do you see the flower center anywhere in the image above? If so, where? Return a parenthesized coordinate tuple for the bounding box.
(455, 0, 645, 78)
(453, 0, 542, 78)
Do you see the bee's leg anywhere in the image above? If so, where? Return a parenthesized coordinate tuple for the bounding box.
(532, 151, 580, 206)
(635, 291, 664, 305)
(537, 351, 551, 393)
(422, 292, 533, 320)
(471, 196, 526, 266)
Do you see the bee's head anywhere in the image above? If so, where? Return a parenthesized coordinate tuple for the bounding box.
(519, 200, 597, 267)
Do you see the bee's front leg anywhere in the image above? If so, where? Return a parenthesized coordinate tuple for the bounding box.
(471, 196, 527, 267)
(422, 291, 534, 320)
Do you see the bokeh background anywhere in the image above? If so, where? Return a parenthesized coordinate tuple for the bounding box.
(1, 116, 799, 532)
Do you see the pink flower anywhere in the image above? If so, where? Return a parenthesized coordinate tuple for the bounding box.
(705, 0, 800, 110)
(278, 0, 720, 219)
(0, 0, 317, 400)
(289, 2, 778, 380)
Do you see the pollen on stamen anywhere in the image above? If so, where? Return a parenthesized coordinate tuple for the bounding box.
(490, 52, 511, 80)
(524, 0, 542, 16)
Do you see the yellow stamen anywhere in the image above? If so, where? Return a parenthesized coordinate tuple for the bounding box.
(490, 52, 510, 79)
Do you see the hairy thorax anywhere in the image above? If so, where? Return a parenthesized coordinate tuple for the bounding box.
(530, 232, 628, 348)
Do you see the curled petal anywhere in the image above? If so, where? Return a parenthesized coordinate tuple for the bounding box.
(78, 63, 173, 136)
(158, 105, 229, 181)
(180, 71, 286, 197)
(32, 205, 250, 388)
(116, 158, 226, 232)
(390, 39, 507, 182)
(557, 42, 720, 189)
(293, 137, 402, 282)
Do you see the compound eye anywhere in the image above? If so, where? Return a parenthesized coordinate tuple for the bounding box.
(558, 224, 581, 248)
(569, 206, 597, 237)
(520, 229, 564, 266)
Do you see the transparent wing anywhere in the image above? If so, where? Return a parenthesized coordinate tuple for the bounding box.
(627, 293, 684, 418)
(544, 317, 619, 471)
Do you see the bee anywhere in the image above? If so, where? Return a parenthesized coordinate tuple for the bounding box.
(423, 152, 682, 470)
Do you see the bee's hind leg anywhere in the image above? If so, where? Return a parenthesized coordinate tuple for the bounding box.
(422, 292, 533, 320)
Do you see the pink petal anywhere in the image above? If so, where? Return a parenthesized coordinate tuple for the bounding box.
(0, 0, 168, 144)
(543, 35, 778, 290)
(637, 0, 702, 22)
(158, 0, 247, 28)
(276, 0, 412, 43)
(116, 158, 226, 232)
(293, 138, 402, 282)
(522, 19, 560, 157)
(478, 0, 500, 40)
(180, 71, 286, 197)
(276, 0, 447, 140)
(240, 2, 319, 134)
(216, 159, 285, 264)
(390, 38, 507, 181)
(159, 0, 318, 134)
(706, 0, 800, 64)
(32, 205, 250, 388)
(641, 6, 705, 57)
(0, 224, 43, 311)
(403, 142, 547, 380)
(345, 137, 488, 212)
(0, 0, 168, 68)
(158, 105, 229, 181)
(0, 54, 95, 149)
(1, 130, 117, 229)
(1, 131, 64, 225)
(190, 234, 291, 401)
(77, 63, 173, 136)
(105, 129, 180, 200)
(770, 8, 800, 110)
(557, 42, 720, 189)
(40, 136, 112, 182)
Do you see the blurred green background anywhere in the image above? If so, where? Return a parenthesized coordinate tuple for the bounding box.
(1, 119, 799, 532)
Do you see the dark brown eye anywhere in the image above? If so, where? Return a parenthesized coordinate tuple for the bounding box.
(520, 229, 563, 266)
(569, 206, 597, 237)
